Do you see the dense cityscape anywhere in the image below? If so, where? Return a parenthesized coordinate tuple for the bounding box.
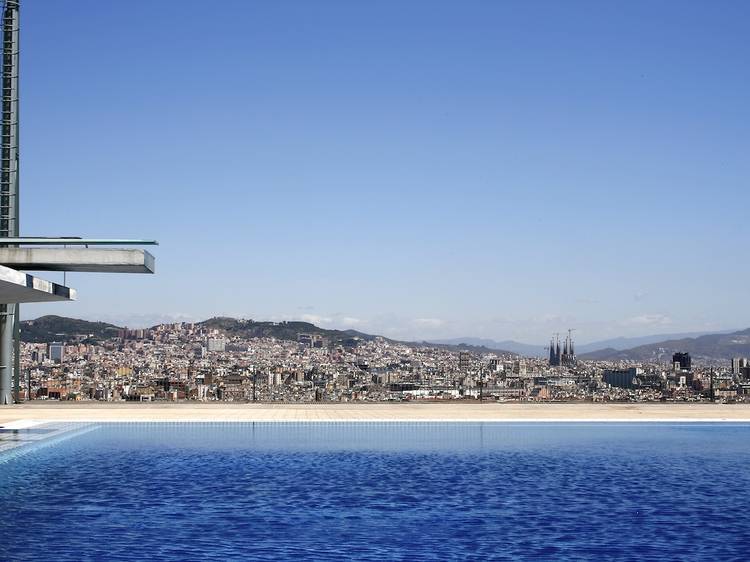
(20, 318, 750, 404)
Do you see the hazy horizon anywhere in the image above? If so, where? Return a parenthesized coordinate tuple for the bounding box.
(20, 0, 750, 343)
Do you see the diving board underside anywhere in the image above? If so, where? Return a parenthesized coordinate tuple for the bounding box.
(0, 248, 155, 273)
(0, 264, 75, 303)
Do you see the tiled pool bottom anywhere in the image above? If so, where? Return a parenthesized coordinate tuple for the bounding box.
(1, 423, 749, 561)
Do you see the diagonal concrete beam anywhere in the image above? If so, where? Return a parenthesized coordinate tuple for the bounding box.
(0, 248, 155, 273)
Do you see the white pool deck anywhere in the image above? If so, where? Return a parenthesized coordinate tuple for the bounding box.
(2, 402, 750, 427)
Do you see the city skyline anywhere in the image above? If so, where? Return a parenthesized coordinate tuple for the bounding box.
(21, 0, 750, 342)
(19, 316, 750, 405)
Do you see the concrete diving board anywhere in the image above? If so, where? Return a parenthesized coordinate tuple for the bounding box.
(0, 264, 75, 303)
(0, 248, 155, 273)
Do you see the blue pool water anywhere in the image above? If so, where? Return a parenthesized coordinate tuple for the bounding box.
(1, 423, 749, 561)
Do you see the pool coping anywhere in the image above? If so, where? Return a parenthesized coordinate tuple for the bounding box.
(3, 403, 750, 426)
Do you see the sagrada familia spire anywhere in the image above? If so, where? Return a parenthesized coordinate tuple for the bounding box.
(549, 330, 576, 367)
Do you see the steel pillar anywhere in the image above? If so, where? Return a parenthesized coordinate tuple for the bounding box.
(0, 0, 19, 405)
(0, 306, 12, 404)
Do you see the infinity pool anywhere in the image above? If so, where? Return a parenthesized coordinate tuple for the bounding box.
(1, 423, 749, 561)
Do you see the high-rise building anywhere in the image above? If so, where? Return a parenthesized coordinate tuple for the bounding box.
(513, 359, 527, 376)
(731, 357, 748, 374)
(206, 338, 226, 352)
(458, 351, 471, 371)
(48, 342, 64, 364)
(672, 352, 691, 372)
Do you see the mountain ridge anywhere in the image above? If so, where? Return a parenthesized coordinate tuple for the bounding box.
(21, 315, 749, 361)
(20, 315, 122, 344)
(430, 330, 737, 357)
(579, 328, 750, 361)
(19, 315, 518, 354)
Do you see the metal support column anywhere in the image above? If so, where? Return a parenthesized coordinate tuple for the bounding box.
(13, 301, 19, 401)
(0, 0, 19, 405)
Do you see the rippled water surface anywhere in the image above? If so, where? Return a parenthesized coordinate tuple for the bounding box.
(1, 423, 749, 561)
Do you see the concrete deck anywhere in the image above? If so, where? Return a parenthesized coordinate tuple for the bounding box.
(0, 264, 75, 303)
(1, 402, 750, 425)
(0, 247, 155, 273)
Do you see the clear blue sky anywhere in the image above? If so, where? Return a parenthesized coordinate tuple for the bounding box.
(21, 0, 750, 343)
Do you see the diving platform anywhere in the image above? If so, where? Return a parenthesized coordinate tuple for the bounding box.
(0, 247, 155, 273)
(0, 264, 75, 304)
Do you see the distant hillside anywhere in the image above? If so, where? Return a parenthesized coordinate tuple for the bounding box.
(431, 338, 543, 356)
(21, 315, 122, 344)
(23, 314, 496, 350)
(195, 319, 526, 354)
(580, 328, 750, 362)
(575, 330, 734, 354)
(429, 338, 532, 356)
(579, 347, 626, 361)
(198, 317, 384, 345)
